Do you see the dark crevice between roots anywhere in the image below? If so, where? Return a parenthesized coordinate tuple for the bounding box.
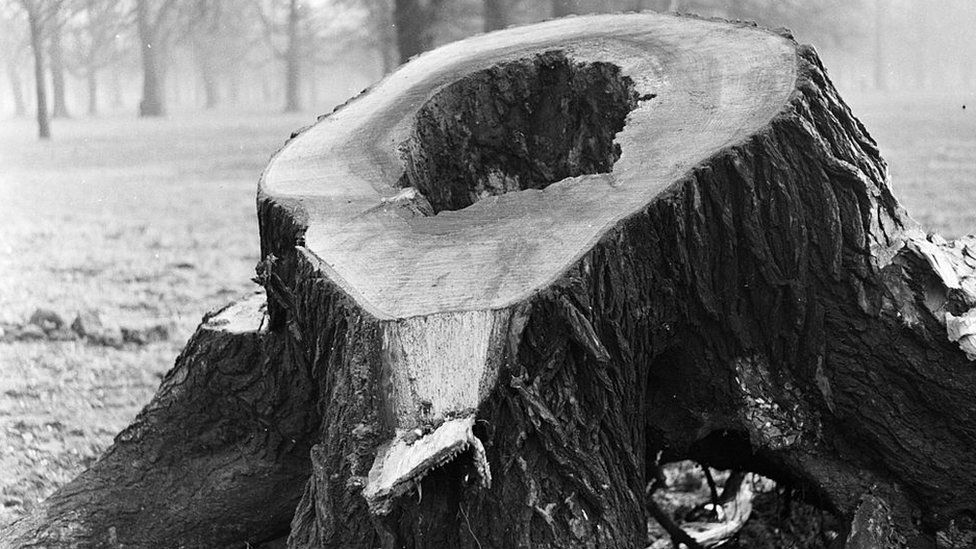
(374, 451, 481, 548)
(645, 348, 845, 547)
(399, 50, 641, 214)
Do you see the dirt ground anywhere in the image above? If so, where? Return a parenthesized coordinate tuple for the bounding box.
(1, 91, 974, 530)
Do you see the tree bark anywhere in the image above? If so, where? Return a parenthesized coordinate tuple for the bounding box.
(7, 13, 976, 549)
(25, 2, 50, 139)
(48, 26, 69, 118)
(136, 0, 165, 117)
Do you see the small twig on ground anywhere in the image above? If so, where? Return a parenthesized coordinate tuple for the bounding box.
(647, 463, 706, 549)
(701, 464, 719, 505)
(646, 495, 707, 549)
(459, 504, 483, 549)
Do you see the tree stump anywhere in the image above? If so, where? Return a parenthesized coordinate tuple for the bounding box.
(6, 11, 976, 549)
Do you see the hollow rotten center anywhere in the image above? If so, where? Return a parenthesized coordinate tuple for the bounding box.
(400, 50, 639, 213)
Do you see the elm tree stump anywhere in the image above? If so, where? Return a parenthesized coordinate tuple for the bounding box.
(6, 11, 976, 549)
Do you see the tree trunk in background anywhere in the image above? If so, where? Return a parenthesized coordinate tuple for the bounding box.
(6, 61, 27, 117)
(873, 0, 887, 92)
(483, 0, 509, 32)
(26, 4, 50, 139)
(86, 67, 97, 115)
(369, 0, 397, 75)
(137, 0, 165, 116)
(49, 28, 70, 118)
(284, 0, 301, 112)
(394, 0, 444, 64)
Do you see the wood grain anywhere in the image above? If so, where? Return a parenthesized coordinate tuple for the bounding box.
(259, 12, 797, 319)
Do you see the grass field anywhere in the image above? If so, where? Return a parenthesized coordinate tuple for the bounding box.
(0, 109, 309, 526)
(1, 92, 975, 529)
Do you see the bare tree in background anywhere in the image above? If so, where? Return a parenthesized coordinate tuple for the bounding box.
(26, 1, 50, 137)
(394, 0, 446, 64)
(188, 0, 226, 109)
(48, 10, 69, 118)
(136, 0, 179, 117)
(339, 0, 395, 75)
(0, 6, 29, 117)
(67, 0, 127, 115)
(256, 0, 309, 112)
(369, 0, 396, 74)
(15, 0, 64, 139)
(184, 1, 258, 109)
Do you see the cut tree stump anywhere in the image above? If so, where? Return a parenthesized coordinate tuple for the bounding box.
(6, 11, 976, 549)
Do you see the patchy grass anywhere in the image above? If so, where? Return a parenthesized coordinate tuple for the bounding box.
(0, 109, 309, 526)
(846, 91, 976, 238)
(1, 92, 975, 529)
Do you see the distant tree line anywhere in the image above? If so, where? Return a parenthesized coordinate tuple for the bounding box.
(2, 0, 975, 139)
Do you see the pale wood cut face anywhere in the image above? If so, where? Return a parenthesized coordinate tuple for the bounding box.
(259, 12, 798, 320)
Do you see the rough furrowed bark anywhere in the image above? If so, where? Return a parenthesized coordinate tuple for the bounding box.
(258, 16, 976, 548)
(0, 294, 319, 548)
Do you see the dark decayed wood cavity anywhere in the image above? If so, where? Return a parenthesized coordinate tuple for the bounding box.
(401, 50, 639, 213)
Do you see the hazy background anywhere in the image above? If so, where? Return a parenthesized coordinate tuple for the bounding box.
(2, 0, 975, 530)
(2, 0, 976, 119)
